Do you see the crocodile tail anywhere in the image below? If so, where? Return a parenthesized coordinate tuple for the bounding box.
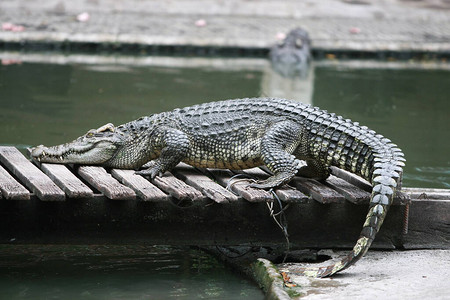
(295, 131, 405, 278)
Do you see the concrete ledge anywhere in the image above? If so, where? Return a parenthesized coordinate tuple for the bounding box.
(252, 258, 295, 300)
(276, 249, 450, 300)
(1, 0, 450, 56)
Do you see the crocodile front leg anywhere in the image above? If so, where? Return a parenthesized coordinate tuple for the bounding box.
(250, 120, 305, 189)
(136, 127, 189, 178)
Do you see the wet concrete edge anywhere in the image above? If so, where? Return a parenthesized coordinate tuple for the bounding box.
(251, 258, 297, 300)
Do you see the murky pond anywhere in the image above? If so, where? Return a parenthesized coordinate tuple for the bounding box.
(0, 245, 263, 299)
(0, 55, 449, 298)
(312, 64, 450, 189)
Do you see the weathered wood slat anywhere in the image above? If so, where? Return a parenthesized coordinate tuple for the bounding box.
(274, 187, 310, 203)
(206, 168, 273, 202)
(172, 163, 238, 203)
(330, 167, 409, 205)
(404, 197, 450, 249)
(241, 168, 310, 203)
(152, 172, 204, 201)
(402, 187, 450, 200)
(324, 175, 371, 204)
(111, 169, 169, 201)
(40, 163, 94, 198)
(0, 164, 30, 200)
(0, 146, 65, 201)
(290, 177, 346, 203)
(393, 191, 410, 205)
(330, 166, 372, 192)
(77, 166, 136, 200)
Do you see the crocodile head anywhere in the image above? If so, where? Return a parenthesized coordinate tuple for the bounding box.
(30, 123, 128, 167)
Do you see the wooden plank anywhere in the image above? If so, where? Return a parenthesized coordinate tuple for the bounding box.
(402, 187, 450, 200)
(330, 166, 372, 192)
(171, 163, 238, 203)
(111, 169, 169, 201)
(324, 175, 371, 204)
(273, 185, 310, 203)
(205, 168, 273, 202)
(77, 166, 135, 200)
(0, 164, 30, 200)
(151, 172, 204, 201)
(393, 191, 410, 205)
(0, 146, 65, 201)
(40, 163, 94, 198)
(241, 167, 310, 203)
(290, 177, 346, 203)
(0, 192, 408, 247)
(331, 167, 409, 205)
(403, 197, 450, 249)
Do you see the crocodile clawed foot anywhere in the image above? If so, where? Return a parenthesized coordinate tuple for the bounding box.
(249, 178, 285, 190)
(135, 167, 163, 179)
(249, 172, 295, 190)
(249, 181, 278, 190)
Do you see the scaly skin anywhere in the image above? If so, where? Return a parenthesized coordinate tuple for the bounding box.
(30, 98, 405, 277)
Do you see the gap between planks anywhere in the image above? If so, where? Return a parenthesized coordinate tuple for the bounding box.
(202, 168, 273, 202)
(111, 169, 169, 201)
(239, 167, 310, 203)
(77, 166, 136, 200)
(151, 171, 204, 202)
(39, 163, 94, 199)
(171, 163, 238, 203)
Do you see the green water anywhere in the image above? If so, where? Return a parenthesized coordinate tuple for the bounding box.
(0, 62, 262, 146)
(312, 66, 450, 188)
(0, 245, 262, 300)
(0, 60, 448, 188)
(0, 58, 449, 298)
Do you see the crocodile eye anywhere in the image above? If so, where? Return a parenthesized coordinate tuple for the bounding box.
(86, 130, 95, 137)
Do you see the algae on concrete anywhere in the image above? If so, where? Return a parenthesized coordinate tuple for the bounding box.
(252, 258, 301, 300)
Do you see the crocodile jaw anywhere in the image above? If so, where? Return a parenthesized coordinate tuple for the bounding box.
(30, 123, 122, 166)
(30, 140, 119, 165)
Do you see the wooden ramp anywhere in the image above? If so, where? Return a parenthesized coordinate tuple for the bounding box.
(0, 146, 448, 249)
(0, 146, 404, 204)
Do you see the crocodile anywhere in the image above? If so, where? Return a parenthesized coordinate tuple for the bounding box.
(30, 97, 405, 277)
(270, 27, 311, 78)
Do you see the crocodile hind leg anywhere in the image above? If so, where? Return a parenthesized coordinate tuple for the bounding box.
(136, 127, 189, 179)
(250, 121, 305, 189)
(296, 159, 331, 181)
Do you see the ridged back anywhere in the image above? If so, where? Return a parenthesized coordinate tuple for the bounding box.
(176, 97, 405, 277)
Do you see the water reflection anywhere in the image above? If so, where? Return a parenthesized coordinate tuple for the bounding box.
(264, 27, 314, 104)
(261, 62, 314, 105)
(269, 27, 312, 79)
